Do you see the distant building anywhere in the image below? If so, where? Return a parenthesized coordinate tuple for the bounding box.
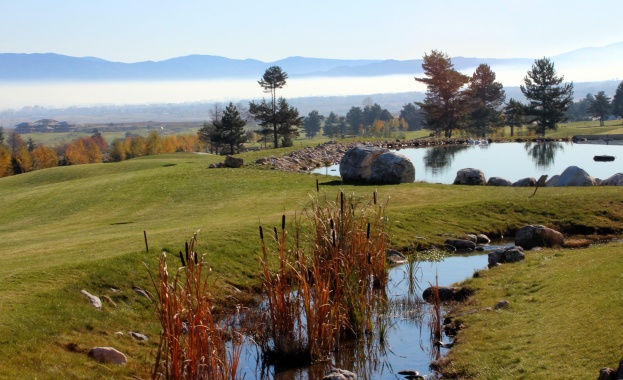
(14, 119, 76, 133)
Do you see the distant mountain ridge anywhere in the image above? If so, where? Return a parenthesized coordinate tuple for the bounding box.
(1, 42, 621, 81)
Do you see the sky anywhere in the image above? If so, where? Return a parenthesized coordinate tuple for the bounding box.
(2, 0, 623, 63)
(1, 0, 622, 109)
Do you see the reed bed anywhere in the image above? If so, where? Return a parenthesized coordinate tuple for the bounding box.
(148, 232, 245, 380)
(256, 191, 390, 366)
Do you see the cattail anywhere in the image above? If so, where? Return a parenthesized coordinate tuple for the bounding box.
(282, 214, 286, 230)
(316, 179, 319, 192)
(366, 223, 371, 239)
(340, 191, 344, 214)
(330, 218, 334, 230)
(185, 241, 189, 263)
(259, 225, 264, 240)
(274, 226, 278, 241)
(373, 191, 377, 205)
(179, 251, 186, 267)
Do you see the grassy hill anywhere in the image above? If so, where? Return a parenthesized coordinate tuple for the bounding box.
(0, 148, 622, 378)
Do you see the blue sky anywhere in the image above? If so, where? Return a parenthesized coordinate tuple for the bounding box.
(2, 0, 622, 62)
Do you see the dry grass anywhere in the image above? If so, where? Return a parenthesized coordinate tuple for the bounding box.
(148, 231, 245, 380)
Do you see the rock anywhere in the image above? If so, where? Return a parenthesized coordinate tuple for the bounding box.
(323, 368, 357, 380)
(550, 166, 597, 186)
(487, 176, 512, 186)
(101, 295, 117, 308)
(476, 234, 491, 244)
(494, 300, 510, 309)
(464, 234, 477, 243)
(129, 331, 149, 341)
(367, 152, 415, 184)
(602, 173, 623, 186)
(444, 239, 476, 251)
(208, 163, 217, 168)
(488, 246, 525, 266)
(597, 367, 617, 380)
(512, 177, 536, 187)
(339, 145, 389, 182)
(453, 168, 486, 185)
(398, 370, 420, 376)
(88, 347, 127, 365)
(81, 289, 102, 310)
(386, 249, 407, 265)
(224, 155, 243, 168)
(423, 286, 473, 302)
(515, 225, 564, 250)
(132, 285, 150, 298)
(545, 174, 560, 187)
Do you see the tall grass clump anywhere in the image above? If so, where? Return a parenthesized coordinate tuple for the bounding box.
(148, 232, 245, 380)
(255, 190, 390, 366)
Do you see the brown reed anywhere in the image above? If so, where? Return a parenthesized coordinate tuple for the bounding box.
(147, 231, 244, 380)
(255, 190, 390, 366)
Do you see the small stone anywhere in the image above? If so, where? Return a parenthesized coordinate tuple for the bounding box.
(494, 300, 510, 310)
(129, 331, 149, 341)
(81, 290, 102, 310)
(88, 347, 127, 365)
(323, 368, 357, 380)
(132, 286, 150, 298)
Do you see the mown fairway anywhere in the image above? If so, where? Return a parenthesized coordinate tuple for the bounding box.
(0, 148, 621, 378)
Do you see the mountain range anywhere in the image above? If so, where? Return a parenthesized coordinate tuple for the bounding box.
(1, 42, 621, 82)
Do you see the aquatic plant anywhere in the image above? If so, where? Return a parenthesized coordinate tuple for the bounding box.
(148, 232, 245, 380)
(256, 190, 390, 366)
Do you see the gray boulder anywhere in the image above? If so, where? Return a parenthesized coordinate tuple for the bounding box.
(515, 225, 564, 250)
(423, 286, 473, 302)
(224, 155, 243, 168)
(88, 347, 128, 365)
(454, 168, 486, 185)
(488, 246, 525, 266)
(512, 177, 536, 187)
(476, 234, 491, 244)
(368, 152, 415, 184)
(550, 166, 597, 186)
(81, 289, 102, 310)
(386, 249, 407, 265)
(545, 174, 560, 187)
(339, 145, 390, 182)
(487, 176, 512, 186)
(444, 239, 476, 251)
(601, 173, 623, 186)
(323, 368, 357, 380)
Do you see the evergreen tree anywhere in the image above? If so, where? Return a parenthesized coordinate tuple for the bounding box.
(611, 81, 623, 121)
(217, 102, 247, 154)
(249, 66, 289, 148)
(587, 91, 612, 126)
(399, 103, 423, 131)
(346, 106, 364, 135)
(520, 58, 573, 136)
(0, 126, 4, 145)
(303, 110, 323, 139)
(323, 112, 340, 138)
(275, 98, 303, 147)
(415, 50, 470, 138)
(503, 98, 526, 137)
(465, 64, 505, 137)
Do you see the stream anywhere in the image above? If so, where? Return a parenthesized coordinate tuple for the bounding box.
(236, 248, 503, 379)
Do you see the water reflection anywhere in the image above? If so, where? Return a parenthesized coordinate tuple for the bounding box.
(422, 145, 470, 174)
(523, 142, 564, 168)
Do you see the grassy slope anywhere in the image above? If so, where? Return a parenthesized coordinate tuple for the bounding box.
(443, 242, 623, 379)
(0, 149, 622, 378)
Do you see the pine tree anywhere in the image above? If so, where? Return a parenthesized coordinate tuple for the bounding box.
(465, 64, 505, 138)
(250, 66, 289, 148)
(217, 102, 247, 154)
(611, 81, 623, 121)
(587, 91, 612, 126)
(520, 58, 573, 136)
(415, 50, 470, 138)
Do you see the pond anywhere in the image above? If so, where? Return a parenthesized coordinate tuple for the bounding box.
(237, 252, 494, 379)
(314, 142, 622, 184)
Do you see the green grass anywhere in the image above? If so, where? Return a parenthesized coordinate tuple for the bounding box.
(442, 241, 623, 379)
(0, 148, 621, 378)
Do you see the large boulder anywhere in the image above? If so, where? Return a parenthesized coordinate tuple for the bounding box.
(339, 145, 414, 184)
(339, 145, 389, 182)
(368, 152, 415, 184)
(550, 166, 597, 186)
(88, 347, 127, 365)
(515, 224, 564, 250)
(487, 176, 512, 186)
(601, 173, 623, 186)
(224, 155, 244, 168)
(488, 246, 525, 267)
(444, 239, 477, 251)
(323, 368, 357, 380)
(423, 286, 474, 302)
(454, 168, 486, 185)
(512, 177, 536, 187)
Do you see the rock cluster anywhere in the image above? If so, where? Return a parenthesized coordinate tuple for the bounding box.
(488, 246, 525, 267)
(515, 224, 564, 250)
(474, 165, 623, 187)
(255, 142, 354, 172)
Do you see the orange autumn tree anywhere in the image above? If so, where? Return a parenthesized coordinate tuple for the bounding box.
(32, 145, 59, 170)
(0, 145, 12, 177)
